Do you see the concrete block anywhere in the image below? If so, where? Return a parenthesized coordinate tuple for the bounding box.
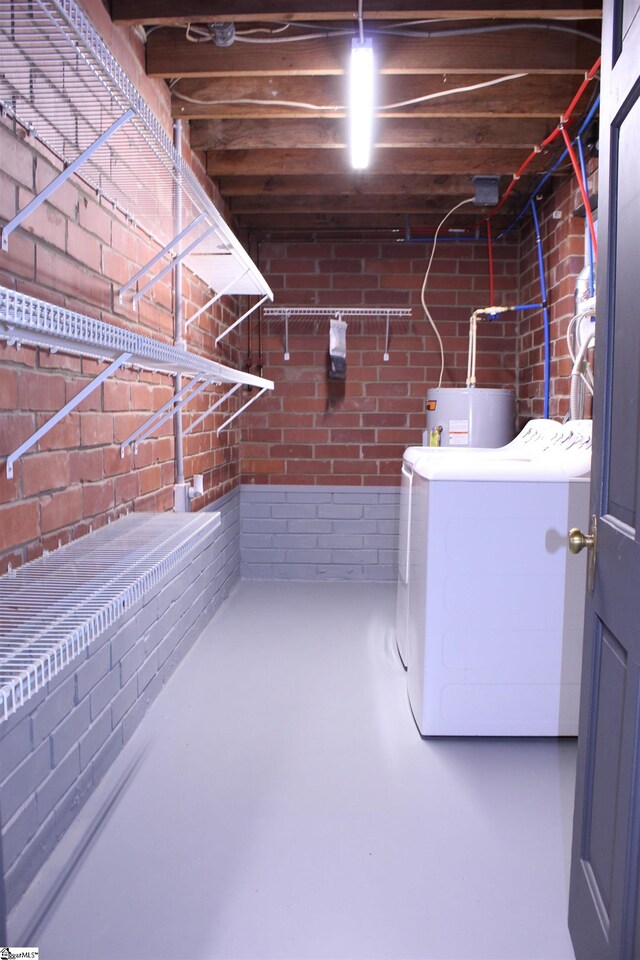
(285, 549, 331, 564)
(333, 492, 380, 504)
(119, 640, 146, 686)
(75, 643, 111, 702)
(240, 502, 271, 518)
(317, 504, 363, 519)
(285, 490, 332, 503)
(110, 619, 140, 667)
(241, 563, 276, 580)
(1, 796, 38, 871)
(241, 488, 286, 503)
(121, 696, 148, 744)
(4, 809, 57, 914)
(79, 709, 113, 772)
(90, 669, 120, 721)
(91, 728, 124, 787)
(332, 549, 378, 565)
(363, 505, 399, 520)
(241, 518, 288, 533)
(240, 532, 274, 550)
(30, 675, 76, 745)
(272, 534, 318, 549)
(50, 698, 91, 767)
(287, 519, 333, 534)
(0, 740, 51, 824)
(271, 503, 318, 520)
(111, 676, 137, 727)
(53, 765, 95, 843)
(318, 534, 363, 549)
(243, 548, 286, 564)
(35, 747, 80, 824)
(338, 520, 378, 534)
(0, 717, 32, 772)
(377, 519, 399, 535)
(363, 534, 398, 550)
(136, 650, 159, 697)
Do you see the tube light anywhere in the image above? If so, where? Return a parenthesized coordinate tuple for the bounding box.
(349, 38, 374, 170)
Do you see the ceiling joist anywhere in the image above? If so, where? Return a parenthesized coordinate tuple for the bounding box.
(114, 1, 602, 26)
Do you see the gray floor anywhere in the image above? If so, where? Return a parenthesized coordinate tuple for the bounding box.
(13, 581, 577, 960)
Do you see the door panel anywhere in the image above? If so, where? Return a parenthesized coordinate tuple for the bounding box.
(569, 1, 640, 957)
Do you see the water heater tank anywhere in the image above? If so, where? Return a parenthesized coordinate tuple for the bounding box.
(424, 387, 515, 448)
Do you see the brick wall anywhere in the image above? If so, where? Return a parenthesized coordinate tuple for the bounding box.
(240, 238, 519, 486)
(517, 164, 597, 422)
(0, 0, 248, 575)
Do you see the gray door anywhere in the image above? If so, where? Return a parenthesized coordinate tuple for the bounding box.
(568, 1, 640, 957)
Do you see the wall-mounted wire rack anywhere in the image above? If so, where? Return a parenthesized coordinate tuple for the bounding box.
(263, 306, 413, 361)
(0, 286, 274, 477)
(0, 511, 221, 722)
(0, 0, 273, 328)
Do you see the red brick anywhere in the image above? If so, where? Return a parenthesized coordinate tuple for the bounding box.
(83, 480, 115, 518)
(0, 126, 35, 189)
(140, 465, 162, 495)
(22, 451, 71, 497)
(37, 412, 80, 451)
(81, 412, 114, 446)
(69, 449, 104, 483)
(115, 471, 140, 503)
(103, 379, 131, 412)
(40, 486, 83, 534)
(0, 500, 39, 553)
(0, 412, 36, 457)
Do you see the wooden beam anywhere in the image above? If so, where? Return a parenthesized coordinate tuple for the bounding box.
(206, 146, 548, 176)
(231, 211, 512, 232)
(113, 2, 602, 26)
(227, 192, 530, 213)
(218, 173, 499, 196)
(172, 73, 581, 119)
(147, 28, 599, 78)
(190, 116, 553, 150)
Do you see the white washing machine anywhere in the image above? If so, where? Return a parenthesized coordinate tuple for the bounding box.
(404, 422, 592, 736)
(395, 419, 570, 668)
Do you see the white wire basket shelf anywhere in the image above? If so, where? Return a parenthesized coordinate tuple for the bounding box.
(0, 512, 221, 722)
(0, 0, 273, 308)
(0, 285, 274, 476)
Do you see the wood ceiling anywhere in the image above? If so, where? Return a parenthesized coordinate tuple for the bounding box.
(110, 2, 602, 239)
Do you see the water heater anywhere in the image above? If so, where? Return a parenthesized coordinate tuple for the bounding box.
(424, 387, 515, 448)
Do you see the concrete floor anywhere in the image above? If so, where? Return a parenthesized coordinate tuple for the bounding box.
(13, 580, 577, 960)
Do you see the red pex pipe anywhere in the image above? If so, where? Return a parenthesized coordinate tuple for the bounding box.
(481, 56, 602, 224)
(487, 219, 495, 304)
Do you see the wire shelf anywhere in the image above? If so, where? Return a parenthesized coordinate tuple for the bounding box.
(0, 512, 221, 722)
(0, 285, 273, 385)
(0, 0, 273, 301)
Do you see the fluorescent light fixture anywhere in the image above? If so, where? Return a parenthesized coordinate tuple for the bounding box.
(349, 38, 374, 170)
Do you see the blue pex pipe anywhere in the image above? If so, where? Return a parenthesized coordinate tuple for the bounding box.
(486, 303, 543, 318)
(499, 95, 600, 241)
(576, 134, 595, 295)
(530, 198, 550, 418)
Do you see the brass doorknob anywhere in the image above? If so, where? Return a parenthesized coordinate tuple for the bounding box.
(568, 528, 595, 554)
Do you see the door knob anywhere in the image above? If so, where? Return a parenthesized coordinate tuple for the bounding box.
(568, 515, 597, 591)
(568, 528, 595, 554)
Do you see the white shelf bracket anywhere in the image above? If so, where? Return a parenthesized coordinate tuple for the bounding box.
(6, 352, 132, 478)
(185, 267, 250, 329)
(132, 225, 216, 304)
(1, 109, 136, 252)
(384, 312, 391, 362)
(215, 294, 271, 346)
(217, 386, 268, 436)
(183, 382, 242, 436)
(284, 311, 290, 361)
(118, 213, 207, 301)
(121, 374, 219, 455)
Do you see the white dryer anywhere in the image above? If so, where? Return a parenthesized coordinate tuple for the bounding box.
(395, 419, 570, 668)
(405, 422, 591, 736)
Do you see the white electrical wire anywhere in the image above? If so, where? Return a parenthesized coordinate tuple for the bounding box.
(420, 197, 475, 390)
(169, 72, 528, 112)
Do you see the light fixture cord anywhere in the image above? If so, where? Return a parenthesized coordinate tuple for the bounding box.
(357, 0, 364, 42)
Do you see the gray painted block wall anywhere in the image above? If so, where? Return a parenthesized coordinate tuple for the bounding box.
(240, 484, 400, 581)
(0, 487, 240, 920)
